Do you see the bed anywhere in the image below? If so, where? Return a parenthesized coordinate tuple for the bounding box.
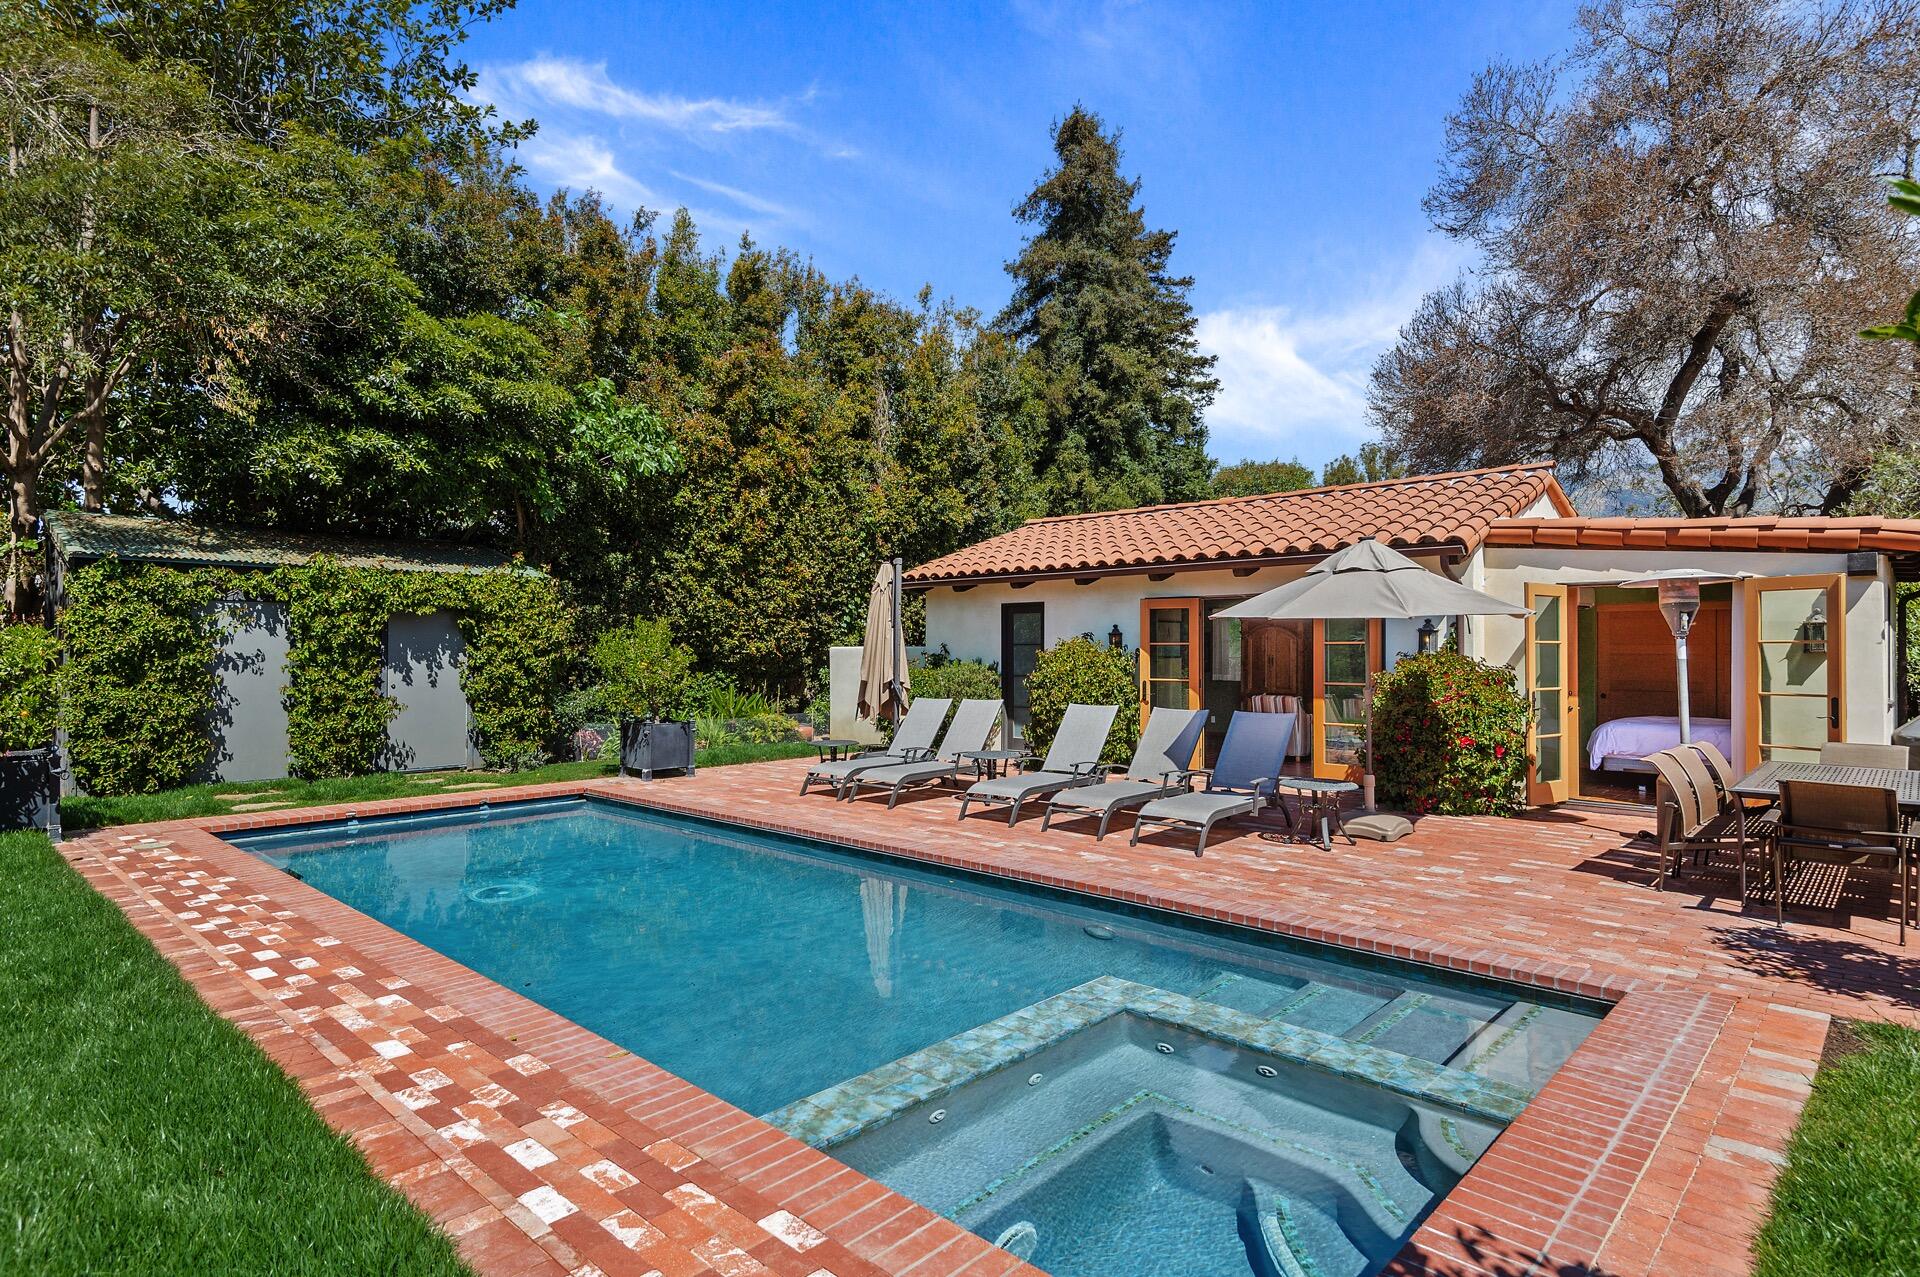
(1586, 715, 1734, 772)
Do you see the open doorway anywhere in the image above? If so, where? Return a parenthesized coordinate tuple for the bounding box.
(1575, 585, 1733, 803)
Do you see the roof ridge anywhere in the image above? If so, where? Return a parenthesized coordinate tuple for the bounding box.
(1012, 461, 1559, 529)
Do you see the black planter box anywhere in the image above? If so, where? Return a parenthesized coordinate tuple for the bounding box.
(0, 746, 60, 835)
(619, 718, 697, 780)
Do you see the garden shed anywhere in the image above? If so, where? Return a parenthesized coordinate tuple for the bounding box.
(44, 513, 562, 795)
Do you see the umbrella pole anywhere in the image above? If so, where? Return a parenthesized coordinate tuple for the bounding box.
(889, 556, 906, 718)
(1363, 681, 1377, 812)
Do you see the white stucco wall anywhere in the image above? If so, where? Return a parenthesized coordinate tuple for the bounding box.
(1475, 547, 1894, 760)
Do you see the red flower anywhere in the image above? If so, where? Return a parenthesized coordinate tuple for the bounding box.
(1493, 744, 1505, 759)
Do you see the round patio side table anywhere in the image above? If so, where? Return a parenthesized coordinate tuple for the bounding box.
(1270, 778, 1359, 852)
(811, 738, 861, 762)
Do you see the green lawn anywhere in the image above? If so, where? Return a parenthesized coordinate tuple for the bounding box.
(1752, 1020, 1920, 1276)
(0, 829, 474, 1275)
(61, 739, 816, 831)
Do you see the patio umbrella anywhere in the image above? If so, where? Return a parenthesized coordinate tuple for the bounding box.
(1214, 538, 1530, 806)
(857, 557, 910, 722)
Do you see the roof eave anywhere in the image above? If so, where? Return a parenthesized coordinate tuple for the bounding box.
(906, 540, 1473, 590)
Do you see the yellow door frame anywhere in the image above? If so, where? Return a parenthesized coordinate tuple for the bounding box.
(1742, 574, 1846, 769)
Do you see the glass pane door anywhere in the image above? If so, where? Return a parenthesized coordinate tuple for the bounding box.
(1747, 577, 1843, 765)
(1000, 603, 1044, 733)
(1314, 618, 1376, 779)
(1140, 600, 1202, 717)
(1526, 585, 1571, 804)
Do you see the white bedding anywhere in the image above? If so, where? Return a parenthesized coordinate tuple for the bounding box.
(1586, 715, 1734, 771)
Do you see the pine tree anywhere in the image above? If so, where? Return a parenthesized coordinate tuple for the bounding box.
(997, 106, 1217, 514)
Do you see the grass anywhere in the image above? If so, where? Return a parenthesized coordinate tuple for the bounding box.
(61, 739, 818, 831)
(0, 829, 474, 1275)
(1752, 1019, 1920, 1276)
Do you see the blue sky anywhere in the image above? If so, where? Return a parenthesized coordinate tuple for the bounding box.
(465, 1, 1582, 468)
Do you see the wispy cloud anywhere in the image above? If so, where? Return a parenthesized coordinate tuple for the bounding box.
(515, 130, 660, 210)
(668, 171, 798, 222)
(486, 55, 794, 135)
(1197, 238, 1469, 464)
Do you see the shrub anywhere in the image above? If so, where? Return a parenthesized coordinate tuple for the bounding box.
(593, 618, 696, 720)
(0, 623, 61, 752)
(1372, 650, 1531, 816)
(908, 649, 1001, 730)
(1024, 636, 1140, 766)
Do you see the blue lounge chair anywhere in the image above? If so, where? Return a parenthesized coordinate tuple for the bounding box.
(1130, 711, 1298, 856)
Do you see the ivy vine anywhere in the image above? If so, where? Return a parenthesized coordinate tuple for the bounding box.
(59, 556, 568, 795)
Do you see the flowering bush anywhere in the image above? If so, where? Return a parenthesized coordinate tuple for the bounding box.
(1372, 650, 1531, 816)
(0, 623, 60, 753)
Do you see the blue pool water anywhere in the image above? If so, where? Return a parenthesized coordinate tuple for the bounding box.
(231, 797, 1600, 1276)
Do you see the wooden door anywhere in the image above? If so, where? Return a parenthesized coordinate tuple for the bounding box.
(1526, 584, 1574, 805)
(1745, 575, 1845, 767)
(1312, 617, 1381, 780)
(1139, 599, 1205, 732)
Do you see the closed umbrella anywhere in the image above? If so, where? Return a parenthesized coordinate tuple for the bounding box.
(1214, 538, 1530, 806)
(857, 558, 910, 722)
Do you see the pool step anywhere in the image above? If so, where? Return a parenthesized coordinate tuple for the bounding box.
(1343, 992, 1488, 1065)
(1247, 1184, 1370, 1277)
(1265, 981, 1395, 1037)
(1196, 972, 1312, 1018)
(1445, 1002, 1596, 1092)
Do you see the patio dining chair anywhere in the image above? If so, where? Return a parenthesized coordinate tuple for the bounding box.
(1820, 741, 1911, 770)
(1645, 748, 1760, 896)
(1769, 780, 1914, 945)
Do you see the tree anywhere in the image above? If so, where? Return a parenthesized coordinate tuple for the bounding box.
(1320, 442, 1407, 488)
(1372, 0, 1920, 516)
(1211, 458, 1315, 498)
(998, 106, 1217, 515)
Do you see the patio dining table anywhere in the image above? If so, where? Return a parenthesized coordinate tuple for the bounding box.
(1730, 760, 1920, 815)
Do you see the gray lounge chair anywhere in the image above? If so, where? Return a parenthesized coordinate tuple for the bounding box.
(957, 703, 1120, 825)
(1130, 711, 1297, 856)
(799, 697, 952, 796)
(1041, 706, 1208, 838)
(844, 699, 1005, 808)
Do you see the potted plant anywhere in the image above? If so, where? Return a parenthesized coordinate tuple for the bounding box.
(594, 618, 698, 780)
(0, 623, 62, 833)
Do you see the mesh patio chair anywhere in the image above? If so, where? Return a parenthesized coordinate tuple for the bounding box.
(1129, 711, 1297, 857)
(843, 699, 1004, 808)
(1820, 742, 1911, 770)
(1686, 740, 1740, 799)
(956, 703, 1118, 826)
(1646, 748, 1761, 896)
(1040, 706, 1208, 838)
(1770, 780, 1914, 944)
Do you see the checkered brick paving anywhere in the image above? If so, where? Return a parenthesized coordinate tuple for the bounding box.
(59, 759, 1920, 1277)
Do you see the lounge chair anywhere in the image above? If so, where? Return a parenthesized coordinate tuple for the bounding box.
(798, 697, 952, 796)
(1040, 706, 1207, 838)
(1768, 779, 1913, 944)
(844, 699, 1004, 808)
(1645, 747, 1759, 894)
(957, 703, 1119, 825)
(1129, 711, 1297, 856)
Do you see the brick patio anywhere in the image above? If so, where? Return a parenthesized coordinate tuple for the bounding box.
(58, 759, 1920, 1277)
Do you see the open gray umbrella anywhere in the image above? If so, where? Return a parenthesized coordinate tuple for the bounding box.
(1214, 538, 1529, 805)
(857, 558, 910, 722)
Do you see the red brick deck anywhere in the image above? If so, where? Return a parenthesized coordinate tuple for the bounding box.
(59, 760, 1920, 1277)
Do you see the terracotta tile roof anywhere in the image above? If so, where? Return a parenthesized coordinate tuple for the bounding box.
(1486, 515, 1920, 557)
(904, 463, 1571, 585)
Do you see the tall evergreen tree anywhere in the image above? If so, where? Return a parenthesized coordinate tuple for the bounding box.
(997, 106, 1217, 514)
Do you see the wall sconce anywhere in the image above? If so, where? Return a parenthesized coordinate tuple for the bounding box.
(1802, 599, 1827, 653)
(1416, 618, 1438, 653)
(1108, 623, 1125, 651)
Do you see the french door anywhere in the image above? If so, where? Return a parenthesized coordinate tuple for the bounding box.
(1526, 584, 1574, 805)
(1745, 575, 1845, 766)
(1140, 599, 1205, 759)
(1312, 618, 1381, 780)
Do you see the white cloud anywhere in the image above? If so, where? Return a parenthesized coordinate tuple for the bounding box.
(668, 171, 797, 222)
(485, 56, 793, 135)
(515, 131, 660, 210)
(1197, 238, 1468, 463)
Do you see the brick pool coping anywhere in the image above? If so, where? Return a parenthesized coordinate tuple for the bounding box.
(58, 763, 1897, 1277)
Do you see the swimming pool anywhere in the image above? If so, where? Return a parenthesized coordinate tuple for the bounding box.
(230, 797, 1602, 1276)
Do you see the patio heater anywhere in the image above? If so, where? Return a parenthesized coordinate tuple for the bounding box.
(1613, 570, 1753, 747)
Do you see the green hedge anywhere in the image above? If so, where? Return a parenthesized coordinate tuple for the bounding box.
(1372, 649, 1531, 816)
(0, 624, 62, 753)
(1024, 636, 1140, 766)
(61, 557, 567, 795)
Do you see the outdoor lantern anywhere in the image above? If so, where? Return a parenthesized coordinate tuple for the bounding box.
(1803, 598, 1828, 653)
(1108, 623, 1124, 650)
(1416, 618, 1438, 653)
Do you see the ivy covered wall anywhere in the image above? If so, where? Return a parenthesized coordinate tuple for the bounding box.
(60, 557, 566, 795)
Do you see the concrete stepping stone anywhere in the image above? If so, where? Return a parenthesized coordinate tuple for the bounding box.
(229, 800, 293, 812)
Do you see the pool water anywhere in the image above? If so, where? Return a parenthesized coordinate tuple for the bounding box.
(231, 798, 1600, 1276)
